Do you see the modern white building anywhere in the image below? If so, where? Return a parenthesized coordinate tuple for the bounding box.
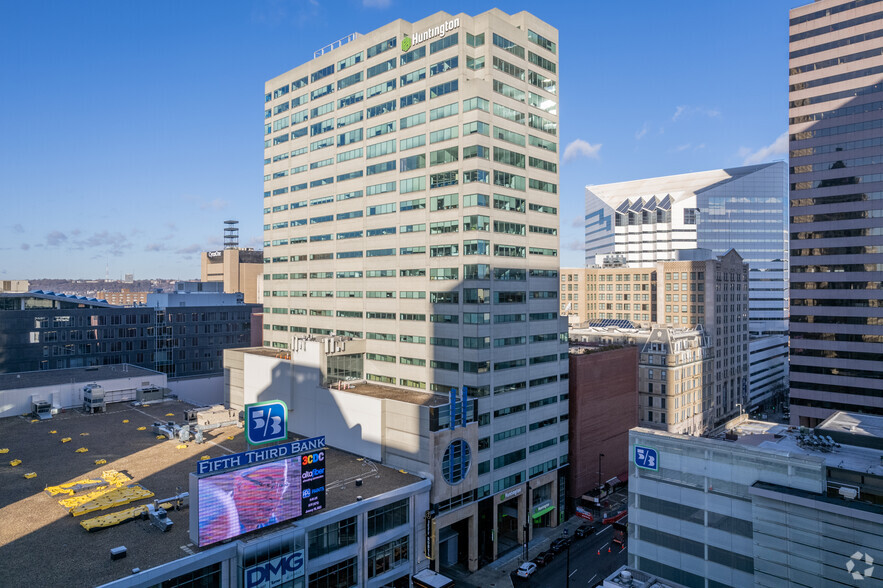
(253, 9, 568, 571)
(629, 412, 883, 587)
(584, 162, 789, 411)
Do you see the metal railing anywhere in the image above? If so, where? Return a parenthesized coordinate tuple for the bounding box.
(314, 32, 361, 59)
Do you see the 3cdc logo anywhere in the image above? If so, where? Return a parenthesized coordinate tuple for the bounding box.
(244, 551, 304, 588)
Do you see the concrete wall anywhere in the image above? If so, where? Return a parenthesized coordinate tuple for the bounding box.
(291, 387, 383, 462)
(168, 375, 224, 407)
(382, 400, 431, 475)
(568, 346, 638, 501)
(0, 372, 167, 419)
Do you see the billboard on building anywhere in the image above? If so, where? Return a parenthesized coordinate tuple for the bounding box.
(190, 437, 326, 546)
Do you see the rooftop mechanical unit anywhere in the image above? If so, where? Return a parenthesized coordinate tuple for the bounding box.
(83, 384, 106, 414)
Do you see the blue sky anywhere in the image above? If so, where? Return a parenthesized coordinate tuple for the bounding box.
(0, 0, 802, 279)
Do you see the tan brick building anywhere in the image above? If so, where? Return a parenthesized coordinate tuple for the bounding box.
(565, 249, 749, 427)
(200, 248, 263, 304)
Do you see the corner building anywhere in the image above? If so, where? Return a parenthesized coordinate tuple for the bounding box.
(788, 0, 883, 426)
(261, 10, 568, 570)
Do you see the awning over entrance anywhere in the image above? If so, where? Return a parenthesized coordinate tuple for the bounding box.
(413, 569, 455, 588)
(531, 504, 555, 519)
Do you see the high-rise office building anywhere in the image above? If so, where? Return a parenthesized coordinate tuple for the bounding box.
(788, 0, 883, 427)
(257, 10, 568, 569)
(583, 163, 789, 411)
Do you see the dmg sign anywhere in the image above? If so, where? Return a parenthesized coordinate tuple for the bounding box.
(244, 550, 304, 588)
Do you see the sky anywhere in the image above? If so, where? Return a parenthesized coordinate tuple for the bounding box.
(0, 0, 803, 279)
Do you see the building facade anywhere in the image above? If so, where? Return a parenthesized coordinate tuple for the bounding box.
(638, 327, 714, 435)
(788, 0, 883, 426)
(567, 344, 637, 507)
(582, 162, 789, 411)
(201, 248, 263, 304)
(95, 290, 151, 306)
(563, 250, 749, 426)
(629, 412, 883, 587)
(0, 289, 257, 377)
(256, 10, 567, 570)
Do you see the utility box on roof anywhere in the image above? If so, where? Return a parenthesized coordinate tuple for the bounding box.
(137, 386, 164, 403)
(83, 384, 106, 414)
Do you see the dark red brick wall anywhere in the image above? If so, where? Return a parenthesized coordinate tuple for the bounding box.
(567, 346, 638, 502)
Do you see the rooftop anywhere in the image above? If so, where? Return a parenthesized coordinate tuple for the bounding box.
(603, 565, 689, 588)
(0, 290, 112, 307)
(343, 380, 450, 407)
(586, 162, 777, 204)
(725, 414, 883, 476)
(0, 399, 423, 588)
(0, 364, 163, 391)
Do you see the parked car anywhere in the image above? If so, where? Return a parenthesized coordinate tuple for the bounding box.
(516, 562, 538, 578)
(575, 524, 595, 538)
(550, 536, 573, 553)
(532, 550, 555, 567)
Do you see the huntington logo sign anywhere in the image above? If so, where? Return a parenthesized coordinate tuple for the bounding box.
(402, 18, 460, 51)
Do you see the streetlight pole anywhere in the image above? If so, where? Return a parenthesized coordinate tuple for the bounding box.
(564, 528, 571, 588)
(598, 452, 605, 504)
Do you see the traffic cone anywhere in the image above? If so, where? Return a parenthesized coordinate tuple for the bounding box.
(597, 549, 600, 556)
(608, 546, 611, 553)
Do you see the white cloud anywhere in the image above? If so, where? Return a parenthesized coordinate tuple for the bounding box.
(635, 123, 649, 140)
(565, 239, 585, 252)
(739, 132, 788, 165)
(176, 244, 203, 255)
(672, 105, 720, 122)
(363, 0, 391, 7)
(675, 143, 691, 152)
(563, 139, 601, 162)
(46, 231, 68, 246)
(200, 198, 229, 211)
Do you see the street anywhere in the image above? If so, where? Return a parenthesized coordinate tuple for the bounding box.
(512, 524, 628, 587)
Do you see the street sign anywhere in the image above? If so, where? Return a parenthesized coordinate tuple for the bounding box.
(246, 400, 288, 445)
(634, 445, 658, 471)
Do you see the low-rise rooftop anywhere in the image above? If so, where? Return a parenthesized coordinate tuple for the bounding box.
(0, 399, 423, 588)
(0, 364, 163, 391)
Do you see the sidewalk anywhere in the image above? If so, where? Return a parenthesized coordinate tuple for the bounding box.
(443, 516, 587, 588)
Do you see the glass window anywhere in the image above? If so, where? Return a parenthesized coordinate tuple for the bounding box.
(492, 33, 524, 58)
(308, 517, 357, 558)
(367, 536, 409, 579)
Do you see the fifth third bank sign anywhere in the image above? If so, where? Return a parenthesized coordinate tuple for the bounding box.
(246, 400, 288, 445)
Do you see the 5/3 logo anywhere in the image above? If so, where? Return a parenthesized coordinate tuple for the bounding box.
(246, 401, 288, 445)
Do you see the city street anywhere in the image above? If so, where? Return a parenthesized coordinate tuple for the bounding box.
(512, 524, 628, 587)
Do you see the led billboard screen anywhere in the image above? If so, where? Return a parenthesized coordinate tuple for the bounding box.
(196, 450, 325, 546)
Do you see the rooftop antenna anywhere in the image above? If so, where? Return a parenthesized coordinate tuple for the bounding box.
(224, 220, 239, 249)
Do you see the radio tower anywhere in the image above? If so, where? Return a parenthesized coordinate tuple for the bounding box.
(223, 220, 239, 249)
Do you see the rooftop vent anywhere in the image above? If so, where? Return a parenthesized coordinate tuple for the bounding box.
(839, 486, 858, 500)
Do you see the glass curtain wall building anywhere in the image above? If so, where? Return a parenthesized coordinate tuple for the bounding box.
(583, 163, 789, 410)
(260, 9, 568, 568)
(789, 0, 883, 427)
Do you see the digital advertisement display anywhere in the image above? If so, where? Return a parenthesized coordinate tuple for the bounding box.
(196, 450, 325, 546)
